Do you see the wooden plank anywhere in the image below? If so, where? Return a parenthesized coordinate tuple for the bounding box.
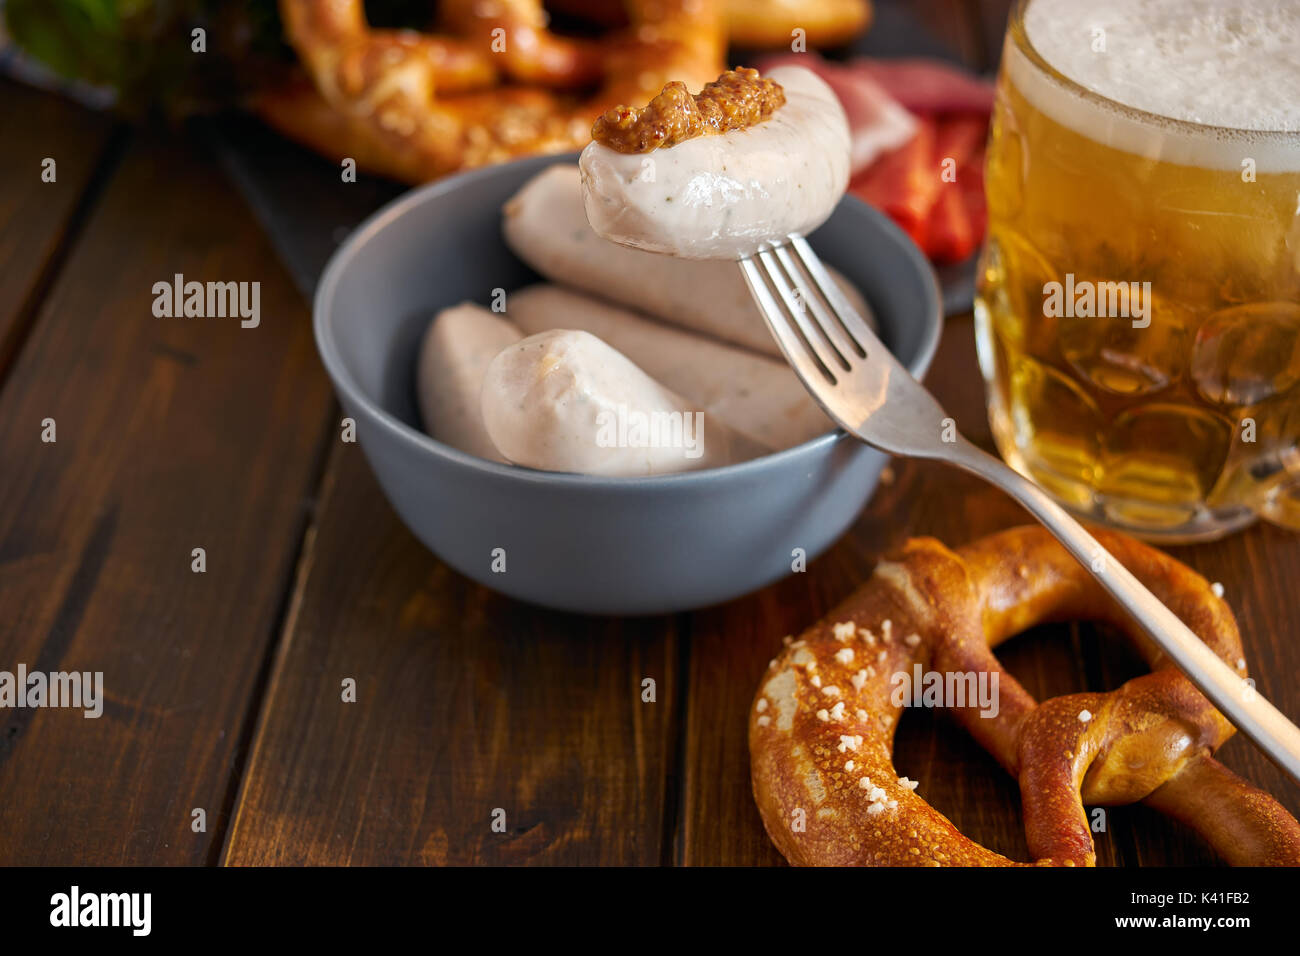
(0, 78, 116, 382)
(0, 130, 334, 864)
(221, 443, 681, 866)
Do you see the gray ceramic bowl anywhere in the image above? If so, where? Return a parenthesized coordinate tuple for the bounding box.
(314, 153, 941, 615)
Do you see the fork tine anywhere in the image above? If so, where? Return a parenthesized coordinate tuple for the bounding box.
(789, 235, 880, 354)
(755, 248, 847, 378)
(773, 243, 864, 362)
(739, 257, 838, 386)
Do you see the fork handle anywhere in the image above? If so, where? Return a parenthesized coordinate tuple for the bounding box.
(950, 438, 1300, 785)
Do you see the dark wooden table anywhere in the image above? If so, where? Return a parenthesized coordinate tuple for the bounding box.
(1, 1, 1296, 867)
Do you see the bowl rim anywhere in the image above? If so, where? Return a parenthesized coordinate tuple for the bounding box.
(313, 154, 943, 490)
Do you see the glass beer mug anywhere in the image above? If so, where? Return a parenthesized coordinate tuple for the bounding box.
(975, 0, 1300, 540)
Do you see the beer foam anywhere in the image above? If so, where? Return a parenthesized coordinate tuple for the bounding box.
(1010, 0, 1300, 169)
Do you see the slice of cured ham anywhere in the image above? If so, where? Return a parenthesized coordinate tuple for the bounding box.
(850, 58, 995, 114)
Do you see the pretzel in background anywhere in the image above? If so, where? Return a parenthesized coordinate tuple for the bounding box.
(547, 0, 873, 48)
(258, 0, 726, 183)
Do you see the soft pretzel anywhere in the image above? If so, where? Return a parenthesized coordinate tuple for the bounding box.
(262, 0, 724, 183)
(546, 0, 874, 49)
(749, 525, 1300, 866)
(726, 0, 873, 49)
(438, 0, 604, 87)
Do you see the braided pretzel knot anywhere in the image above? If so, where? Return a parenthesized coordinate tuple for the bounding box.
(749, 526, 1300, 866)
(271, 0, 724, 182)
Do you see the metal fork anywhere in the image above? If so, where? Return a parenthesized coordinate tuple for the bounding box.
(740, 234, 1300, 784)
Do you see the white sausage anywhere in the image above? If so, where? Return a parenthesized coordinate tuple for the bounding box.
(502, 164, 873, 358)
(507, 284, 834, 450)
(480, 330, 765, 477)
(578, 65, 851, 259)
(417, 303, 522, 461)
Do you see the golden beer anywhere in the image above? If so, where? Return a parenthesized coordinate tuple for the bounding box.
(976, 0, 1300, 539)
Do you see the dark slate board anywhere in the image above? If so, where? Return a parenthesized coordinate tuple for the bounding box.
(207, 115, 405, 302)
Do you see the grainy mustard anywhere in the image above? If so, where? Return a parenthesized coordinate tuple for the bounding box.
(591, 68, 786, 153)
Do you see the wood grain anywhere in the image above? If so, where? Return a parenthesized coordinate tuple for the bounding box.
(0, 131, 334, 864)
(221, 443, 681, 866)
(0, 79, 116, 383)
